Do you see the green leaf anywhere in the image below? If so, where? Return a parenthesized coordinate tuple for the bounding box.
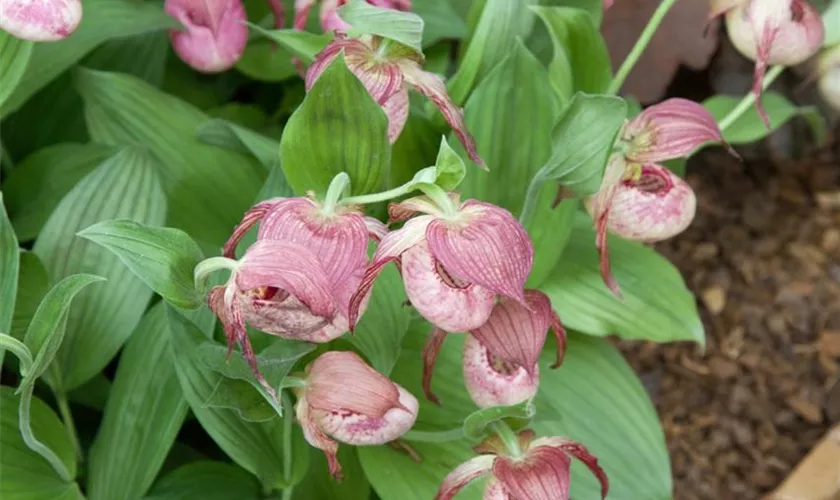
(359, 331, 671, 499)
(76, 69, 265, 249)
(67, 374, 111, 412)
(144, 461, 261, 500)
(87, 304, 188, 500)
(236, 40, 298, 82)
(77, 220, 205, 310)
(294, 447, 370, 500)
(0, 387, 83, 500)
(526, 192, 579, 288)
(10, 252, 49, 342)
(447, 0, 540, 105)
(203, 378, 280, 423)
(532, 6, 612, 103)
(537, 93, 627, 197)
(0, 0, 178, 115)
(197, 119, 281, 170)
(457, 40, 560, 213)
(389, 112, 440, 188)
(540, 215, 704, 344)
(0, 193, 19, 365)
(338, 0, 426, 54)
(0, 31, 33, 114)
(431, 137, 467, 191)
(247, 26, 332, 63)
(21, 274, 105, 387)
(413, 0, 468, 46)
(462, 400, 535, 440)
(84, 31, 170, 87)
(279, 54, 390, 196)
(166, 309, 291, 490)
(3, 143, 115, 241)
(33, 147, 167, 390)
(705, 92, 827, 145)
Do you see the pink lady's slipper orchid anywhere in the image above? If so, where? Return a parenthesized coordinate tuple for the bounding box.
(462, 290, 567, 408)
(585, 98, 730, 296)
(306, 34, 484, 166)
(165, 0, 249, 73)
(712, 0, 824, 126)
(295, 351, 418, 478)
(436, 429, 609, 500)
(293, 0, 411, 33)
(0, 0, 82, 41)
(817, 45, 840, 111)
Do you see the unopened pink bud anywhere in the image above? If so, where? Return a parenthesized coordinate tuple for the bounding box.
(165, 0, 248, 73)
(0, 0, 82, 41)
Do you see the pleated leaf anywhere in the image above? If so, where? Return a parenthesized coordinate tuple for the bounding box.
(75, 69, 265, 250)
(33, 147, 167, 390)
(10, 252, 49, 341)
(0, 31, 32, 114)
(338, 0, 425, 54)
(87, 304, 189, 500)
(197, 119, 281, 170)
(413, 0, 468, 47)
(0, 195, 19, 368)
(144, 461, 261, 500)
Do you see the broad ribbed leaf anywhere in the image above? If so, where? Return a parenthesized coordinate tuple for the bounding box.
(0, 387, 83, 500)
(76, 69, 265, 250)
(526, 194, 578, 288)
(540, 216, 704, 344)
(87, 304, 188, 500)
(457, 40, 560, 213)
(84, 32, 170, 86)
(0, 31, 32, 114)
(359, 330, 671, 499)
(339, 0, 425, 54)
(0, 0, 177, 115)
(0, 195, 18, 368)
(247, 26, 331, 64)
(166, 308, 290, 490)
(197, 119, 281, 170)
(279, 55, 389, 196)
(390, 112, 439, 188)
(4, 143, 114, 241)
(143, 461, 261, 500)
(33, 147, 167, 390)
(294, 447, 370, 500)
(10, 252, 49, 341)
(78, 220, 205, 310)
(414, 0, 468, 46)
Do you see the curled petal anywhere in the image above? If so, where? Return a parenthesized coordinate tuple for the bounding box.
(349, 215, 433, 329)
(0, 0, 82, 41)
(625, 98, 734, 163)
(314, 385, 418, 445)
(223, 197, 285, 258)
(306, 351, 406, 417)
(492, 448, 573, 500)
(530, 437, 610, 500)
(305, 35, 359, 89)
(294, 0, 316, 30)
(422, 327, 448, 405)
(297, 396, 343, 479)
(427, 200, 533, 305)
(166, 0, 248, 73)
(237, 239, 337, 319)
(463, 334, 539, 408)
(434, 455, 495, 500)
(399, 60, 485, 168)
(402, 242, 496, 333)
(364, 216, 389, 241)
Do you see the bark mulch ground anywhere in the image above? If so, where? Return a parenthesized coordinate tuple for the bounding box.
(619, 133, 840, 500)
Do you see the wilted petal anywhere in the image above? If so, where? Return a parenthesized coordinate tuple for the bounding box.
(306, 351, 407, 417)
(434, 455, 495, 500)
(399, 61, 485, 168)
(294, 0, 316, 30)
(0, 0, 81, 41)
(624, 98, 732, 163)
(422, 326, 447, 404)
(315, 385, 418, 445)
(725, 0, 824, 126)
(297, 395, 343, 478)
(403, 242, 496, 333)
(166, 0, 249, 73)
(223, 197, 285, 258)
(427, 200, 533, 306)
(463, 334, 539, 408)
(530, 437, 610, 499)
(388, 194, 454, 223)
(492, 448, 573, 500)
(381, 85, 410, 141)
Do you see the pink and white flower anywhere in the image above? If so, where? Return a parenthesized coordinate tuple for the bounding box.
(436, 430, 609, 500)
(165, 0, 248, 73)
(306, 34, 484, 165)
(712, 0, 824, 126)
(585, 98, 728, 296)
(295, 351, 418, 478)
(0, 0, 82, 41)
(293, 0, 411, 33)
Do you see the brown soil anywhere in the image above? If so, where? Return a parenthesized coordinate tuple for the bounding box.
(619, 133, 840, 499)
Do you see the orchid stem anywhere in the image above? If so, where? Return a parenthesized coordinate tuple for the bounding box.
(55, 389, 83, 462)
(279, 376, 307, 389)
(340, 181, 415, 206)
(321, 172, 352, 214)
(281, 392, 294, 499)
(718, 65, 785, 132)
(490, 421, 522, 458)
(194, 257, 239, 291)
(18, 383, 73, 481)
(606, 0, 679, 96)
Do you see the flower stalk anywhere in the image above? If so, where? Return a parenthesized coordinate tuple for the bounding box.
(717, 64, 785, 132)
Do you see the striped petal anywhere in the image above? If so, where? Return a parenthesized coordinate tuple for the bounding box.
(529, 437, 610, 500)
(434, 455, 495, 500)
(492, 448, 573, 500)
(0, 0, 81, 41)
(223, 197, 285, 258)
(297, 395, 342, 478)
(463, 334, 539, 408)
(314, 385, 418, 445)
(166, 0, 248, 73)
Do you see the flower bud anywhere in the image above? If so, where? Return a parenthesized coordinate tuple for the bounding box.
(296, 351, 418, 478)
(165, 0, 248, 73)
(818, 45, 840, 112)
(0, 0, 82, 41)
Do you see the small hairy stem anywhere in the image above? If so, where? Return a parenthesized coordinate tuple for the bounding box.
(606, 0, 679, 95)
(280, 393, 295, 499)
(18, 383, 73, 481)
(490, 421, 522, 458)
(718, 65, 785, 132)
(321, 172, 352, 214)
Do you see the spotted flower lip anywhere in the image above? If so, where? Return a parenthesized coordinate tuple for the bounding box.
(305, 34, 485, 167)
(296, 351, 418, 478)
(714, 0, 824, 126)
(0, 0, 82, 41)
(292, 0, 412, 33)
(436, 430, 609, 500)
(349, 195, 533, 334)
(165, 0, 249, 73)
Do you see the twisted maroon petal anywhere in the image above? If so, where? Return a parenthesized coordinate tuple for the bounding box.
(223, 198, 286, 258)
(493, 447, 572, 500)
(530, 437, 610, 500)
(421, 327, 448, 405)
(434, 455, 495, 500)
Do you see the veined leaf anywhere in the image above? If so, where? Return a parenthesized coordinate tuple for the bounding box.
(247, 26, 332, 64)
(0, 31, 33, 114)
(0, 194, 18, 367)
(143, 461, 261, 500)
(339, 0, 426, 54)
(10, 252, 49, 341)
(197, 119, 281, 170)
(413, 0, 468, 47)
